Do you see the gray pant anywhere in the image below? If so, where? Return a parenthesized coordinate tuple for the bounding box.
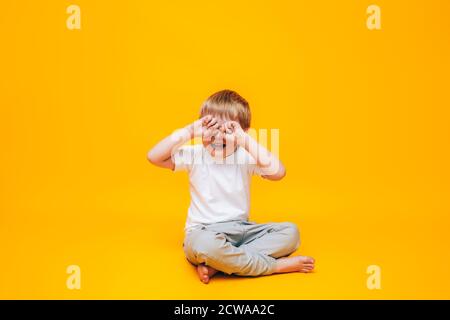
(183, 220, 300, 276)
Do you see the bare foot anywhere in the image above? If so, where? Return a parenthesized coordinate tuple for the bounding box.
(197, 264, 219, 284)
(274, 256, 315, 274)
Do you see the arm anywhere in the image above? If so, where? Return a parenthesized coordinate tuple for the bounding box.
(146, 126, 191, 170)
(147, 115, 217, 170)
(225, 122, 286, 181)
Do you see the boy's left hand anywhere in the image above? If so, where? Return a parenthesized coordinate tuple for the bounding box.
(224, 121, 246, 146)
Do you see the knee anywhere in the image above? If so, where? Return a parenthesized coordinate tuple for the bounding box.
(188, 231, 225, 258)
(280, 222, 301, 252)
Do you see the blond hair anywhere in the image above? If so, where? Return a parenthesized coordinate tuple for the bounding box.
(200, 90, 251, 130)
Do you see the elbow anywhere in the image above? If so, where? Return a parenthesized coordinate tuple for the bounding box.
(278, 167, 287, 180)
(147, 149, 158, 165)
(264, 166, 286, 181)
(274, 167, 287, 181)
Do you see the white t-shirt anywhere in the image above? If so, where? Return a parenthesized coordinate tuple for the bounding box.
(173, 144, 267, 232)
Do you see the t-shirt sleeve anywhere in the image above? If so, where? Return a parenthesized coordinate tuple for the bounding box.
(172, 145, 195, 172)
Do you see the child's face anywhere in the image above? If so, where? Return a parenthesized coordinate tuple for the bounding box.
(202, 116, 238, 158)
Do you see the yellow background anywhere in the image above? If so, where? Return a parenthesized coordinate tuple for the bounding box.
(1, 0, 449, 299)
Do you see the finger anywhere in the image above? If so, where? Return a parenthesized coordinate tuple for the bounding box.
(224, 122, 234, 133)
(206, 117, 218, 128)
(209, 121, 221, 130)
(202, 115, 213, 126)
(219, 123, 227, 132)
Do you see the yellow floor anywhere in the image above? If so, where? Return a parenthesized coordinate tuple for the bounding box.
(1, 183, 449, 299)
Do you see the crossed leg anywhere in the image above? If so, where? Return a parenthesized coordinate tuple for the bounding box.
(183, 221, 315, 284)
(238, 222, 315, 275)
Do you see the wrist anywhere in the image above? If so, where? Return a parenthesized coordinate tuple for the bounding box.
(236, 131, 248, 147)
(184, 124, 195, 139)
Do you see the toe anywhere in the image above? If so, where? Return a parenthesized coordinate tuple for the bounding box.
(302, 265, 314, 272)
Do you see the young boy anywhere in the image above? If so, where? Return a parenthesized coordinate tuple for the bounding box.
(148, 90, 315, 284)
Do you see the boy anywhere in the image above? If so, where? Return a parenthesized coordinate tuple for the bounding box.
(147, 90, 315, 284)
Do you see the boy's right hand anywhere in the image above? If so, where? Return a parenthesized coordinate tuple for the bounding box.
(189, 115, 221, 138)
